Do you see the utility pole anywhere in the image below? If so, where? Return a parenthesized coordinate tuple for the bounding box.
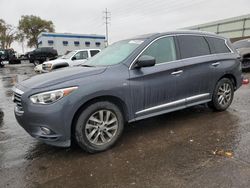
(103, 8, 111, 46)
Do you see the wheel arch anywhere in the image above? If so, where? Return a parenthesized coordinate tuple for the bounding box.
(70, 95, 128, 140)
(219, 74, 237, 90)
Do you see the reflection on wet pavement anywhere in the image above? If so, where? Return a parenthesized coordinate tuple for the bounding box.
(0, 64, 250, 188)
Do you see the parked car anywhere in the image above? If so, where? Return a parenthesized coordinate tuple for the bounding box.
(0, 49, 5, 68)
(233, 39, 250, 70)
(0, 49, 21, 67)
(28, 47, 58, 65)
(36, 49, 101, 73)
(13, 31, 242, 153)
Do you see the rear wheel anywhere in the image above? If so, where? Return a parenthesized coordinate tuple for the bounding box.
(75, 101, 124, 153)
(208, 78, 234, 111)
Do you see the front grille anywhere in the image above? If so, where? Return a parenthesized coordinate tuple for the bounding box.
(13, 89, 24, 112)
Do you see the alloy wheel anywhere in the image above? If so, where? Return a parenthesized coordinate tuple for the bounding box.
(85, 110, 118, 146)
(217, 83, 232, 106)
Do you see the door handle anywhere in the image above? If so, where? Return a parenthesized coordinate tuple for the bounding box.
(212, 62, 220, 67)
(171, 70, 183, 75)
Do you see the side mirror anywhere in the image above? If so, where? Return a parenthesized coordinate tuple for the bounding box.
(71, 56, 76, 61)
(134, 55, 156, 68)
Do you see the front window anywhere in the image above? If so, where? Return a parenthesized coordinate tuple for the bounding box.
(73, 51, 88, 60)
(141, 37, 177, 64)
(85, 39, 144, 66)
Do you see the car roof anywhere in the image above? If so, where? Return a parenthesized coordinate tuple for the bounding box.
(75, 49, 101, 52)
(131, 30, 226, 40)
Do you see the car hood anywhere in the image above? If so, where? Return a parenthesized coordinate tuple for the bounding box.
(43, 58, 69, 65)
(18, 66, 106, 89)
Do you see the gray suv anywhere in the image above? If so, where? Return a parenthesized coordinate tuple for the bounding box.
(13, 31, 242, 153)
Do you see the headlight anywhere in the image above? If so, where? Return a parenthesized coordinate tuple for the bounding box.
(30, 87, 78, 104)
(43, 63, 52, 70)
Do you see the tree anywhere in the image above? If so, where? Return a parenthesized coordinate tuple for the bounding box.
(0, 19, 16, 49)
(18, 15, 55, 48)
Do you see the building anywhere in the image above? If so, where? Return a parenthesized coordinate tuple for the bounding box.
(38, 32, 106, 55)
(186, 14, 250, 42)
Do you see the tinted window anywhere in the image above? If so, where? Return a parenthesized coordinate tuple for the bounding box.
(90, 50, 100, 57)
(178, 35, 210, 59)
(206, 37, 231, 54)
(141, 37, 176, 64)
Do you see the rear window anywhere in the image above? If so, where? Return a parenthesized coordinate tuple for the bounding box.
(178, 35, 210, 59)
(90, 50, 100, 57)
(206, 37, 231, 54)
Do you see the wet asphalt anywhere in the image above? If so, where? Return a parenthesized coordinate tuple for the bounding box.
(0, 63, 250, 188)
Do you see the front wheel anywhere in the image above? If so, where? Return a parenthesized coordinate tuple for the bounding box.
(33, 60, 41, 66)
(75, 101, 124, 153)
(208, 78, 234, 111)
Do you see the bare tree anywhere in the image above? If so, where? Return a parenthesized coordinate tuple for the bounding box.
(0, 19, 16, 49)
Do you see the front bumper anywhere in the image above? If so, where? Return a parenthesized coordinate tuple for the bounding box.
(13, 88, 71, 147)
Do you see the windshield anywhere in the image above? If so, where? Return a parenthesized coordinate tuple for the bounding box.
(84, 39, 144, 66)
(62, 51, 76, 59)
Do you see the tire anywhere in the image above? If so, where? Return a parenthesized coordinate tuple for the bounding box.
(208, 78, 234, 111)
(33, 60, 41, 66)
(75, 101, 124, 153)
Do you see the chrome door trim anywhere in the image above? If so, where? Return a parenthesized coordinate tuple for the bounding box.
(136, 93, 210, 115)
(136, 98, 185, 115)
(211, 62, 220, 67)
(171, 70, 183, 75)
(186, 93, 210, 102)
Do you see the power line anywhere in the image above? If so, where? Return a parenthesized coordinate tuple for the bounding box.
(103, 8, 111, 46)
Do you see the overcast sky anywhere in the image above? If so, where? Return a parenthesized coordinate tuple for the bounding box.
(0, 0, 250, 53)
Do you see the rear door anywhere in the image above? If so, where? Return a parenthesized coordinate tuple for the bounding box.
(176, 35, 218, 106)
(206, 36, 234, 84)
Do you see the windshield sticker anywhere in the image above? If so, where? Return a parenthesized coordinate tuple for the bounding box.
(129, 40, 144, 45)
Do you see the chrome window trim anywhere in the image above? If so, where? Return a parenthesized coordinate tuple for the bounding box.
(129, 33, 234, 70)
(136, 93, 210, 115)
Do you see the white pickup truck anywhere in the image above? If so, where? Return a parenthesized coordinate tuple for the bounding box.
(35, 49, 101, 73)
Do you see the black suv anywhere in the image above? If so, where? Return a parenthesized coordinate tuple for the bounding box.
(233, 39, 250, 70)
(28, 47, 58, 65)
(0, 49, 21, 67)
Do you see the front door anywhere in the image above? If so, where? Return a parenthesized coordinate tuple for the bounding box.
(71, 51, 88, 66)
(129, 36, 186, 119)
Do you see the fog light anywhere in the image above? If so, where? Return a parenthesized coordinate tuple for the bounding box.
(41, 127, 52, 135)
